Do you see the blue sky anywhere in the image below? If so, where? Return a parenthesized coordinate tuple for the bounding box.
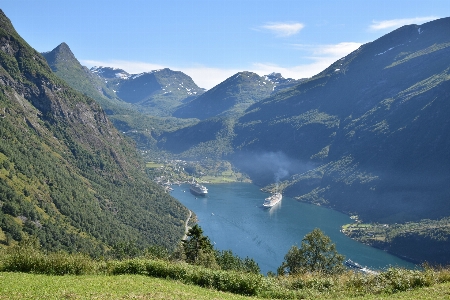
(2, 0, 449, 89)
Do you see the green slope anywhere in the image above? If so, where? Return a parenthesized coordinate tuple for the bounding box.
(0, 9, 188, 254)
(41, 43, 133, 116)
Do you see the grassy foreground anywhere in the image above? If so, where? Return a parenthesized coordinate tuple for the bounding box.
(1, 272, 450, 300)
(0, 272, 252, 300)
(1, 245, 450, 299)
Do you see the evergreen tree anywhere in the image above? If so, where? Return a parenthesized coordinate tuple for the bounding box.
(182, 224, 215, 265)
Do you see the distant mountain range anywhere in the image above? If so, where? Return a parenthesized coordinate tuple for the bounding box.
(91, 66, 205, 116)
(41, 43, 304, 152)
(173, 71, 303, 120)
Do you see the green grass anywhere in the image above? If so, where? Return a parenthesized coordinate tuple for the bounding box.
(200, 175, 244, 183)
(1, 272, 450, 300)
(145, 162, 164, 169)
(2, 246, 450, 299)
(0, 272, 253, 300)
(357, 282, 450, 299)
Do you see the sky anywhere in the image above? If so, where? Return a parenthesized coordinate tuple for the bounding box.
(2, 0, 449, 89)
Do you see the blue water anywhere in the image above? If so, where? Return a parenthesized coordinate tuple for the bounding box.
(171, 182, 417, 274)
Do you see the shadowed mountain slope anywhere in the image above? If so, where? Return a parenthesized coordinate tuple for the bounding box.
(231, 17, 450, 224)
(158, 17, 450, 226)
(173, 71, 304, 120)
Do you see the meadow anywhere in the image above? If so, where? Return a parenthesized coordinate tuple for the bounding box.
(1, 244, 450, 299)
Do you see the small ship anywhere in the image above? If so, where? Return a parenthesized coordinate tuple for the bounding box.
(344, 259, 379, 275)
(344, 259, 363, 270)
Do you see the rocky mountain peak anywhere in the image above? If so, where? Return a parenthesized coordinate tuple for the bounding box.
(91, 66, 130, 79)
(41, 42, 77, 68)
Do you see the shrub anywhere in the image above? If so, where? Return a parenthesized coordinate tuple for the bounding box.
(135, 258, 264, 296)
(145, 259, 189, 280)
(109, 258, 147, 275)
(0, 246, 95, 275)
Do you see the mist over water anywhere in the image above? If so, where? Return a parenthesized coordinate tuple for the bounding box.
(232, 151, 315, 185)
(172, 182, 417, 275)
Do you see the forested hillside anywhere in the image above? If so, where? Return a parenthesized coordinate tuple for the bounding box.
(0, 10, 189, 255)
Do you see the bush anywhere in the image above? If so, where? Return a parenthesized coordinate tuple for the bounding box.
(0, 245, 96, 275)
(189, 267, 263, 296)
(108, 258, 263, 296)
(109, 258, 147, 275)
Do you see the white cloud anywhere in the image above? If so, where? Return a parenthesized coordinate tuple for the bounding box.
(180, 66, 243, 90)
(293, 42, 363, 57)
(244, 42, 362, 82)
(81, 42, 362, 90)
(369, 16, 439, 31)
(261, 22, 305, 37)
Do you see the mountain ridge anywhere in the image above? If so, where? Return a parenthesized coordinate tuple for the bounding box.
(173, 71, 304, 120)
(91, 66, 205, 116)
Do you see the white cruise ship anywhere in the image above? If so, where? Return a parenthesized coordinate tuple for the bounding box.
(263, 192, 282, 208)
(189, 179, 208, 196)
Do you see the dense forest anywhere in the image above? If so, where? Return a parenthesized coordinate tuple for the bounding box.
(0, 9, 189, 255)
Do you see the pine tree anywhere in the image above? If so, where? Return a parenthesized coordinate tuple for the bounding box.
(182, 224, 215, 265)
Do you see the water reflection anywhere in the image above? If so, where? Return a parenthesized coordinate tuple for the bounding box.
(266, 201, 282, 216)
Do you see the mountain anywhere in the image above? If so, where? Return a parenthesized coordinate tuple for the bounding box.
(0, 10, 188, 254)
(41, 43, 131, 115)
(173, 71, 303, 120)
(160, 17, 450, 226)
(266, 72, 306, 93)
(154, 18, 450, 264)
(231, 17, 450, 224)
(92, 67, 205, 116)
(157, 117, 236, 159)
(90, 66, 130, 80)
(42, 44, 199, 151)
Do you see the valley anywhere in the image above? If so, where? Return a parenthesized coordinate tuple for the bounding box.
(0, 6, 450, 271)
(38, 16, 450, 266)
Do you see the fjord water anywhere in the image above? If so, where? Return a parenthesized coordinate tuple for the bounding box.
(171, 183, 416, 274)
